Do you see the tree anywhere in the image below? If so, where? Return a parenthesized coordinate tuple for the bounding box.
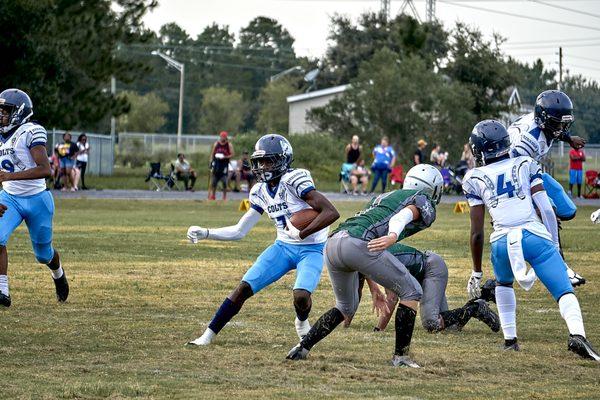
(444, 23, 514, 119)
(507, 58, 557, 105)
(198, 87, 249, 134)
(310, 49, 476, 161)
(0, 0, 157, 130)
(562, 75, 600, 143)
(256, 78, 298, 133)
(117, 91, 169, 132)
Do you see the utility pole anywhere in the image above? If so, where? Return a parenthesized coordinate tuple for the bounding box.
(152, 51, 185, 151)
(110, 76, 116, 143)
(380, 0, 391, 21)
(558, 46, 563, 90)
(426, 0, 436, 22)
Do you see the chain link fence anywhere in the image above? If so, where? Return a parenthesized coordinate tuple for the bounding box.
(547, 143, 600, 175)
(117, 133, 218, 156)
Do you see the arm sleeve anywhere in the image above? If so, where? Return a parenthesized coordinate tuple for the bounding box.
(26, 125, 47, 148)
(286, 169, 316, 199)
(206, 208, 262, 241)
(462, 174, 485, 207)
(388, 207, 415, 237)
(532, 190, 559, 248)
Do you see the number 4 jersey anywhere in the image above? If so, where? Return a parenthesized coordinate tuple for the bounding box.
(462, 156, 552, 243)
(0, 122, 48, 196)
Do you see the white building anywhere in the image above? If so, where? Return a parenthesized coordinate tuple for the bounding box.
(286, 84, 349, 134)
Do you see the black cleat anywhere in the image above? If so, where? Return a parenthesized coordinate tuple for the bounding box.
(53, 272, 69, 302)
(504, 338, 520, 352)
(472, 299, 501, 332)
(286, 343, 310, 360)
(0, 292, 11, 307)
(568, 335, 600, 361)
(569, 273, 586, 288)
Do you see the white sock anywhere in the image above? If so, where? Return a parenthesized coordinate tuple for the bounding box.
(496, 286, 517, 340)
(188, 328, 216, 345)
(50, 266, 63, 280)
(559, 293, 586, 337)
(0, 275, 8, 296)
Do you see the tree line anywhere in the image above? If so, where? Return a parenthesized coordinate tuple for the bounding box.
(2, 0, 599, 155)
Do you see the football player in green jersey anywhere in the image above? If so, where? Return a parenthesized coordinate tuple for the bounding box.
(287, 165, 444, 368)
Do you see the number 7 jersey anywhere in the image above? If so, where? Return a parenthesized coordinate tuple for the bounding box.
(462, 156, 552, 243)
(0, 122, 48, 196)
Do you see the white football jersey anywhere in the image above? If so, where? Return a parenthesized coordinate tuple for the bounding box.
(508, 112, 554, 161)
(0, 122, 48, 196)
(249, 168, 328, 245)
(462, 156, 551, 243)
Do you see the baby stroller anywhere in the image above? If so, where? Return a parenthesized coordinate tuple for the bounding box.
(440, 166, 463, 195)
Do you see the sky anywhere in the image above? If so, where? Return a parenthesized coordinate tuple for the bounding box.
(143, 0, 600, 82)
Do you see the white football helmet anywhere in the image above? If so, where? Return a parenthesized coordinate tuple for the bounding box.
(403, 164, 443, 204)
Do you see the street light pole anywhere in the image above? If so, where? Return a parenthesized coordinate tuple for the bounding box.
(152, 50, 185, 151)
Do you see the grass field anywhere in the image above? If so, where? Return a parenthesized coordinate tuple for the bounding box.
(1, 199, 599, 399)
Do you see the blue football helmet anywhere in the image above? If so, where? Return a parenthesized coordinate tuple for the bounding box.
(250, 134, 293, 182)
(469, 120, 511, 166)
(534, 90, 574, 139)
(0, 88, 33, 135)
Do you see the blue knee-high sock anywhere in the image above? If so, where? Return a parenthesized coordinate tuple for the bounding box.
(208, 298, 242, 334)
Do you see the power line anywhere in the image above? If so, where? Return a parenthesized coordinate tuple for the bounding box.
(567, 54, 600, 64)
(503, 42, 600, 50)
(565, 63, 600, 72)
(439, 0, 600, 32)
(504, 36, 600, 46)
(529, 0, 600, 20)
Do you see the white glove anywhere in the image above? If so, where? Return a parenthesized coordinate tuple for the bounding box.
(591, 209, 600, 224)
(467, 271, 483, 300)
(284, 221, 302, 241)
(187, 226, 209, 243)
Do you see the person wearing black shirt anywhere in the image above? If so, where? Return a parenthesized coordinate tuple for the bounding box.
(345, 135, 362, 164)
(413, 139, 427, 166)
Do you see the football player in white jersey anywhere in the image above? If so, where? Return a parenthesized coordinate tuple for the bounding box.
(508, 90, 586, 286)
(0, 89, 69, 307)
(186, 134, 340, 346)
(464, 120, 599, 361)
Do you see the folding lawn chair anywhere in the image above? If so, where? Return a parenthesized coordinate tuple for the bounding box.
(584, 170, 600, 199)
(339, 163, 354, 193)
(145, 162, 170, 191)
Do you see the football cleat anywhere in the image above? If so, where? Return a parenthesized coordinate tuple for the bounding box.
(391, 355, 420, 368)
(0, 292, 11, 307)
(53, 273, 69, 302)
(473, 299, 500, 332)
(566, 268, 586, 287)
(503, 338, 520, 352)
(295, 317, 311, 339)
(286, 343, 310, 360)
(568, 335, 600, 361)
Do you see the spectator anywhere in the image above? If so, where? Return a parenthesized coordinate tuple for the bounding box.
(414, 139, 427, 165)
(76, 134, 90, 190)
(350, 159, 370, 195)
(370, 136, 396, 193)
(55, 132, 79, 191)
(235, 151, 255, 192)
(569, 147, 585, 198)
(461, 143, 475, 170)
(175, 153, 198, 191)
(430, 144, 442, 166)
(50, 148, 61, 189)
(208, 131, 234, 200)
(345, 135, 362, 164)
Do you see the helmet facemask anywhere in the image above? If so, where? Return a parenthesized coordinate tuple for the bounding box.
(541, 113, 574, 139)
(0, 102, 30, 135)
(250, 153, 288, 183)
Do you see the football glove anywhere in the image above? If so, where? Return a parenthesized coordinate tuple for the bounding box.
(467, 271, 483, 300)
(591, 209, 600, 224)
(284, 221, 302, 241)
(187, 226, 209, 243)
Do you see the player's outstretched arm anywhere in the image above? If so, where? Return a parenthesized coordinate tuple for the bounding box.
(467, 205, 485, 299)
(531, 184, 559, 248)
(0, 146, 51, 183)
(367, 205, 419, 252)
(187, 208, 262, 243)
(295, 190, 340, 240)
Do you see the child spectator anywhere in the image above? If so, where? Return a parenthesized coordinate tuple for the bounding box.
(208, 131, 234, 200)
(569, 147, 585, 198)
(350, 159, 370, 195)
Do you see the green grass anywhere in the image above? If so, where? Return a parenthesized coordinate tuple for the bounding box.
(1, 199, 599, 399)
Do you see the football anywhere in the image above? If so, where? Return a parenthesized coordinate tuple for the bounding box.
(289, 208, 319, 230)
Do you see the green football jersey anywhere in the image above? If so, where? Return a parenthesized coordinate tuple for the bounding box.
(387, 243, 426, 282)
(333, 189, 437, 242)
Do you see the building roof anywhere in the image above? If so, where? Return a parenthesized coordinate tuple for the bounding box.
(286, 84, 350, 104)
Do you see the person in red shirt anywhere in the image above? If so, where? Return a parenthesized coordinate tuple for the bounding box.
(569, 148, 586, 198)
